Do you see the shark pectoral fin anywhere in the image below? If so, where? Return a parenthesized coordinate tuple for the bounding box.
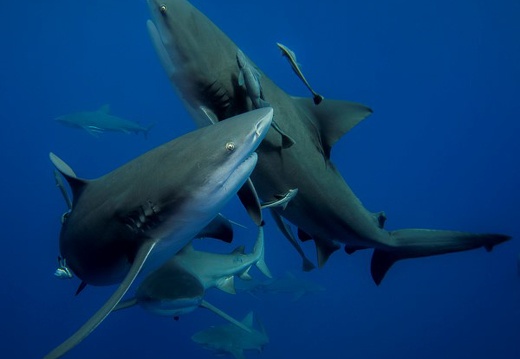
(237, 178, 263, 226)
(269, 210, 316, 272)
(113, 297, 138, 312)
(314, 238, 340, 268)
(43, 240, 157, 359)
(54, 170, 73, 210)
(238, 70, 245, 87)
(270, 120, 295, 148)
(50, 153, 88, 203)
(196, 213, 234, 243)
(216, 276, 236, 294)
(200, 300, 252, 333)
(294, 97, 372, 157)
(147, 20, 176, 78)
(297, 228, 313, 242)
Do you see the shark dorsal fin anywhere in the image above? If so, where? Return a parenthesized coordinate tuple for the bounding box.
(241, 311, 254, 328)
(98, 104, 110, 114)
(294, 97, 373, 158)
(49, 153, 89, 205)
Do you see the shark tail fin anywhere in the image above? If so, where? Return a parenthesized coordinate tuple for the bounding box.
(253, 225, 272, 278)
(371, 230, 511, 285)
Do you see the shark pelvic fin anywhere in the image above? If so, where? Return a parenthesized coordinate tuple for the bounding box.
(43, 240, 157, 359)
(200, 300, 252, 333)
(295, 97, 372, 158)
(314, 238, 340, 267)
(216, 276, 236, 294)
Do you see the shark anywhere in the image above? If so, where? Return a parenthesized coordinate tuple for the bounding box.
(238, 271, 325, 302)
(55, 104, 154, 137)
(115, 224, 271, 331)
(43, 107, 273, 359)
(192, 311, 269, 359)
(146, 0, 511, 284)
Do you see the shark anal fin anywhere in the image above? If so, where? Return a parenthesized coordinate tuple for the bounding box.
(43, 240, 157, 359)
(200, 300, 251, 333)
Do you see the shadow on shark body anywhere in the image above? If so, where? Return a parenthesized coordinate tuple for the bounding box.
(146, 0, 511, 284)
(43, 108, 273, 359)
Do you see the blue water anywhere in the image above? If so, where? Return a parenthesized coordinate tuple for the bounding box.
(1, 0, 519, 358)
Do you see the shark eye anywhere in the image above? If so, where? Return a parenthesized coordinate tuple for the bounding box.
(225, 142, 235, 152)
(160, 4, 167, 14)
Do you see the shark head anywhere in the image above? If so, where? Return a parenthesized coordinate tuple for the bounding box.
(53, 107, 273, 286)
(146, 0, 246, 125)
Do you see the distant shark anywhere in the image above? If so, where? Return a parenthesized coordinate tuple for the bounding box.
(43, 108, 273, 359)
(192, 312, 269, 359)
(146, 0, 511, 284)
(238, 271, 325, 302)
(114, 225, 272, 332)
(55, 104, 154, 137)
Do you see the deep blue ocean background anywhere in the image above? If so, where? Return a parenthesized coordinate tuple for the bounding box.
(1, 0, 519, 358)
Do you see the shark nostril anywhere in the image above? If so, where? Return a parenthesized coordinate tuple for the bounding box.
(160, 4, 167, 14)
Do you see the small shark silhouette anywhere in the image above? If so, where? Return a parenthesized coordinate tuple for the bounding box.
(192, 312, 269, 359)
(115, 225, 271, 332)
(146, 0, 511, 284)
(55, 104, 154, 137)
(43, 108, 273, 359)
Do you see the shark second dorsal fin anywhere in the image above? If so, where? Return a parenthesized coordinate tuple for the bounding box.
(294, 97, 373, 158)
(49, 153, 89, 205)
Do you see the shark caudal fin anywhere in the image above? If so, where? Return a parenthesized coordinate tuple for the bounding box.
(371, 230, 512, 285)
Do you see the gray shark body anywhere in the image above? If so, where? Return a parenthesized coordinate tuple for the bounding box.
(44, 108, 273, 359)
(115, 225, 271, 329)
(55, 104, 154, 137)
(192, 312, 269, 359)
(146, 0, 511, 284)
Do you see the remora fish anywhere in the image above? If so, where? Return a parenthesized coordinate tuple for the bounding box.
(55, 104, 154, 137)
(192, 311, 269, 359)
(115, 225, 271, 332)
(146, 0, 511, 284)
(43, 108, 273, 359)
(276, 42, 324, 105)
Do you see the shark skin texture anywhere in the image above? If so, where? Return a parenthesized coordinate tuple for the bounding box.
(145, 0, 511, 285)
(43, 108, 273, 359)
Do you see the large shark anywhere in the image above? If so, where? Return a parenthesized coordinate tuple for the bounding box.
(115, 224, 271, 331)
(55, 104, 154, 137)
(43, 108, 273, 359)
(146, 0, 511, 284)
(192, 312, 269, 359)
